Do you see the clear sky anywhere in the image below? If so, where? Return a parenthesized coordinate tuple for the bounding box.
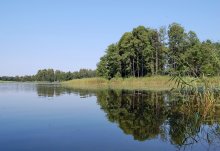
(0, 0, 220, 76)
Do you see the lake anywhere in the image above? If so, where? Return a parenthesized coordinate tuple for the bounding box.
(0, 83, 220, 151)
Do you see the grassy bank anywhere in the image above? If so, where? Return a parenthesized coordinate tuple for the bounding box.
(62, 76, 220, 91)
(62, 76, 176, 91)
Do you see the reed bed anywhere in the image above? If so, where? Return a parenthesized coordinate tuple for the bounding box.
(62, 76, 175, 91)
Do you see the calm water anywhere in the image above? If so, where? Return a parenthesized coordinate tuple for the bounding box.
(0, 83, 220, 151)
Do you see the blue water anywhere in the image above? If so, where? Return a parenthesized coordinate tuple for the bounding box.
(0, 83, 219, 151)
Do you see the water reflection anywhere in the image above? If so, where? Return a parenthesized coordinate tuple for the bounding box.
(96, 90, 220, 150)
(36, 84, 95, 98)
(35, 85, 220, 150)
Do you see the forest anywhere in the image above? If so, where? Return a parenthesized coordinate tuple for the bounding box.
(0, 69, 96, 82)
(97, 23, 220, 79)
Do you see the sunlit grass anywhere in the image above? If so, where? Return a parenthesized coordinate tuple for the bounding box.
(62, 76, 175, 91)
(62, 76, 220, 91)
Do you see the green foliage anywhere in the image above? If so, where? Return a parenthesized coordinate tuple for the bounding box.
(0, 68, 96, 82)
(36, 69, 55, 82)
(97, 26, 165, 78)
(97, 23, 220, 79)
(97, 44, 120, 79)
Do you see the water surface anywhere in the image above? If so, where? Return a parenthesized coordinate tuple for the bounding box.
(0, 83, 220, 151)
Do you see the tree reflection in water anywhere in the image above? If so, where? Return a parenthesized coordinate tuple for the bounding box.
(36, 84, 95, 98)
(36, 85, 220, 150)
(96, 90, 220, 150)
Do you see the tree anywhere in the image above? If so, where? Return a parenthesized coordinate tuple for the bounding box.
(118, 32, 134, 77)
(200, 40, 220, 76)
(182, 31, 201, 76)
(168, 23, 186, 74)
(55, 70, 66, 81)
(158, 26, 168, 75)
(148, 29, 164, 75)
(132, 26, 150, 77)
(97, 55, 109, 79)
(36, 69, 54, 82)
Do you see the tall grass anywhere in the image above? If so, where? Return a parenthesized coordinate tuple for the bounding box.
(62, 76, 220, 91)
(62, 76, 176, 91)
(177, 92, 216, 120)
(171, 75, 220, 119)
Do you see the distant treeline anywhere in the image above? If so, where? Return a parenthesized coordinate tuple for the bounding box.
(97, 23, 220, 79)
(0, 69, 96, 82)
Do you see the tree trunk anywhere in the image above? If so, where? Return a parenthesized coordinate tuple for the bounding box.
(155, 48, 158, 75)
(151, 52, 155, 75)
(133, 58, 135, 77)
(137, 56, 139, 78)
(130, 58, 132, 77)
(141, 54, 144, 77)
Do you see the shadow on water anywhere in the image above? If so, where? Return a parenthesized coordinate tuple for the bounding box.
(36, 84, 220, 150)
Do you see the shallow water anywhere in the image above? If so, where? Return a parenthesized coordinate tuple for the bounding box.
(0, 83, 220, 151)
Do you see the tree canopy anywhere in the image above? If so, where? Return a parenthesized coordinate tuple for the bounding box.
(0, 68, 96, 82)
(97, 23, 220, 79)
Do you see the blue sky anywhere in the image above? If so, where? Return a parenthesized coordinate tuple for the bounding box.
(0, 0, 220, 76)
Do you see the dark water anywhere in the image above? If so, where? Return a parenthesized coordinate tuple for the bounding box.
(0, 83, 220, 151)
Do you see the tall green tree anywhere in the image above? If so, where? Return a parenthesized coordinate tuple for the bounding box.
(168, 23, 187, 74)
(97, 55, 109, 79)
(132, 26, 150, 77)
(118, 32, 135, 77)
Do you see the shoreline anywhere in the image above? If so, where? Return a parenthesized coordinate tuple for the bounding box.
(61, 76, 220, 91)
(2, 76, 220, 91)
(61, 76, 175, 91)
